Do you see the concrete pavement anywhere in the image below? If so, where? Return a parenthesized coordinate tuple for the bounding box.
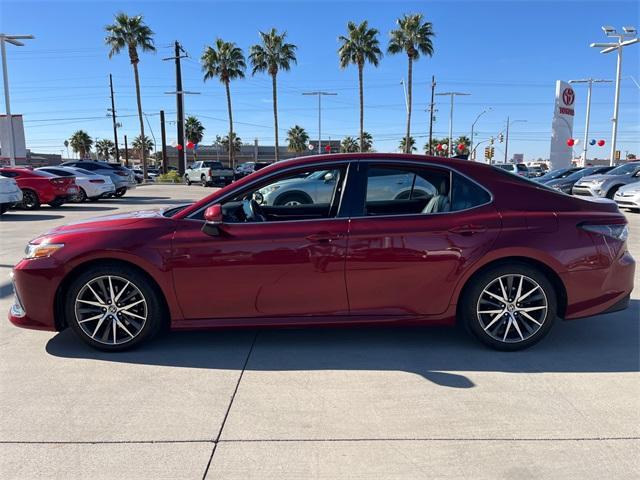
(0, 184, 638, 479)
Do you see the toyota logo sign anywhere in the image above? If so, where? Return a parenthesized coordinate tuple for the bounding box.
(562, 88, 575, 106)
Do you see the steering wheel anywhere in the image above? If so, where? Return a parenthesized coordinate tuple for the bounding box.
(242, 199, 265, 222)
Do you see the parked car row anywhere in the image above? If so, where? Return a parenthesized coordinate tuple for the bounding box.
(0, 161, 138, 214)
(534, 162, 640, 211)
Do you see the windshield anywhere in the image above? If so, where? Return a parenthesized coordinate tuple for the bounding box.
(562, 167, 597, 182)
(608, 163, 639, 175)
(304, 170, 331, 180)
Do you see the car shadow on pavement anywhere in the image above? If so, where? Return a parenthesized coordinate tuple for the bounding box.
(46, 300, 639, 388)
(0, 213, 65, 221)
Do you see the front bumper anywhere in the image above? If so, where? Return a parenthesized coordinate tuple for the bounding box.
(614, 191, 640, 209)
(572, 183, 605, 197)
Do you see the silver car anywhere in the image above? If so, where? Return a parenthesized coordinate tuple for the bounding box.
(572, 162, 640, 199)
(255, 168, 436, 206)
(614, 182, 640, 212)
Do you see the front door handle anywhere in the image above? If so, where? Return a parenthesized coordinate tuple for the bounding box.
(306, 232, 343, 243)
(449, 224, 488, 236)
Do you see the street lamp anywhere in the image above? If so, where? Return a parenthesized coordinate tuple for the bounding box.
(470, 107, 491, 161)
(0, 33, 34, 166)
(302, 91, 337, 154)
(502, 117, 527, 163)
(435, 91, 470, 157)
(569, 78, 612, 165)
(590, 25, 638, 165)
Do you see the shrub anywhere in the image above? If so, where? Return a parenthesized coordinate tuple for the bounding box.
(158, 171, 182, 183)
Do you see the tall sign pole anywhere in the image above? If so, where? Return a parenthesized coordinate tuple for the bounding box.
(569, 78, 612, 165)
(302, 91, 337, 154)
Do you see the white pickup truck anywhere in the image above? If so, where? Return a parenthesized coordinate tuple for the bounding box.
(185, 161, 234, 187)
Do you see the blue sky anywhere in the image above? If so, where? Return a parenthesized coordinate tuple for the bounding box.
(2, 0, 639, 160)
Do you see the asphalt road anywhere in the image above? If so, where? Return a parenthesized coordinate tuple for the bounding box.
(0, 184, 638, 479)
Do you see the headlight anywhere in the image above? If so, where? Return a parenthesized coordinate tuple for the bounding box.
(24, 243, 64, 259)
(261, 185, 280, 194)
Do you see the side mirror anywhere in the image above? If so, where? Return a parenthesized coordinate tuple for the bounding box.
(204, 204, 223, 224)
(324, 172, 335, 183)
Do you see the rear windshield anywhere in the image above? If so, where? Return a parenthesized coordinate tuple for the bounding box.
(203, 161, 224, 169)
(516, 164, 528, 171)
(72, 168, 98, 176)
(608, 163, 640, 175)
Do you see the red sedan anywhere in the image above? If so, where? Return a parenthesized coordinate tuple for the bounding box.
(8, 154, 634, 351)
(0, 167, 78, 209)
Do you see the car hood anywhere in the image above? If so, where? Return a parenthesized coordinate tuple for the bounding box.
(618, 182, 640, 194)
(545, 178, 572, 187)
(577, 174, 625, 184)
(41, 209, 166, 237)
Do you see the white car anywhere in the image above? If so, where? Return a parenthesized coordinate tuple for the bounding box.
(37, 166, 115, 202)
(0, 174, 23, 215)
(614, 182, 640, 212)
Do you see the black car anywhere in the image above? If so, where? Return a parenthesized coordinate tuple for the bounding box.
(545, 166, 615, 193)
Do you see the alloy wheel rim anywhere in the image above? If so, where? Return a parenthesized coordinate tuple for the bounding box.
(24, 192, 36, 207)
(74, 275, 147, 345)
(476, 274, 548, 343)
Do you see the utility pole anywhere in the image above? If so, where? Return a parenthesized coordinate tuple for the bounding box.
(428, 76, 436, 155)
(504, 116, 510, 163)
(124, 134, 129, 167)
(569, 78, 612, 165)
(108, 74, 120, 162)
(0, 33, 34, 166)
(435, 91, 470, 157)
(164, 41, 187, 176)
(302, 91, 337, 154)
(590, 26, 638, 165)
(160, 110, 168, 174)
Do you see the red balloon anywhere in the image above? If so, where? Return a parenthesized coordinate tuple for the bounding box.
(597, 139, 605, 147)
(457, 143, 465, 151)
(176, 144, 183, 151)
(436, 144, 443, 151)
(324, 145, 331, 152)
(567, 138, 575, 147)
(186, 142, 195, 149)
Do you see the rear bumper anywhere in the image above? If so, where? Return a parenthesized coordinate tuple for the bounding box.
(562, 250, 635, 320)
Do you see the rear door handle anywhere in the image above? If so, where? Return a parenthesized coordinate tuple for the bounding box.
(449, 224, 488, 236)
(306, 232, 343, 243)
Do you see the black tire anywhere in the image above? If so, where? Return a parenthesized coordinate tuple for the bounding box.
(114, 188, 127, 198)
(185, 175, 192, 186)
(73, 188, 87, 203)
(274, 192, 312, 206)
(48, 198, 65, 208)
(201, 174, 208, 187)
(0, 204, 8, 215)
(21, 189, 40, 210)
(460, 262, 557, 351)
(64, 264, 165, 352)
(606, 185, 620, 199)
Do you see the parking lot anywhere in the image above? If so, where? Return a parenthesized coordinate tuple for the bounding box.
(0, 183, 638, 479)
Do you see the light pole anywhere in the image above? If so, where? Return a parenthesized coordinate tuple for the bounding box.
(470, 107, 491, 161)
(302, 91, 337, 154)
(0, 33, 34, 166)
(590, 25, 638, 166)
(502, 118, 527, 163)
(400, 79, 409, 114)
(435, 92, 470, 157)
(569, 78, 612, 165)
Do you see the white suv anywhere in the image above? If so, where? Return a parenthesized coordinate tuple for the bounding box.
(0, 174, 23, 215)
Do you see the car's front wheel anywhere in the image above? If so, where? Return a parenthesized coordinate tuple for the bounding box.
(461, 263, 556, 351)
(65, 265, 164, 351)
(21, 189, 40, 210)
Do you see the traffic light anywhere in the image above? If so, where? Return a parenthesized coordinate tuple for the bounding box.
(484, 147, 490, 160)
(498, 133, 504, 143)
(615, 150, 621, 161)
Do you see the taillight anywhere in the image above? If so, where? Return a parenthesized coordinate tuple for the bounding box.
(208, 168, 212, 177)
(580, 223, 628, 241)
(49, 178, 66, 185)
(89, 179, 105, 184)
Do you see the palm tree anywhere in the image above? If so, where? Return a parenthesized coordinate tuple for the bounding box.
(453, 135, 470, 156)
(358, 131, 373, 152)
(63, 140, 70, 159)
(131, 134, 154, 160)
(220, 133, 242, 160)
(69, 130, 94, 159)
(287, 125, 309, 153)
(338, 21, 382, 152)
(425, 137, 448, 157)
(185, 116, 205, 161)
(105, 13, 155, 178)
(399, 135, 417, 153)
(202, 39, 246, 169)
(388, 14, 435, 154)
(340, 136, 359, 153)
(249, 28, 297, 162)
(95, 139, 115, 160)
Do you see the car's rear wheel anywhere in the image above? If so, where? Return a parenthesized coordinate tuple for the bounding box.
(21, 189, 40, 210)
(114, 187, 127, 198)
(200, 174, 208, 187)
(461, 263, 556, 351)
(65, 265, 164, 351)
(274, 192, 312, 206)
(73, 188, 87, 203)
